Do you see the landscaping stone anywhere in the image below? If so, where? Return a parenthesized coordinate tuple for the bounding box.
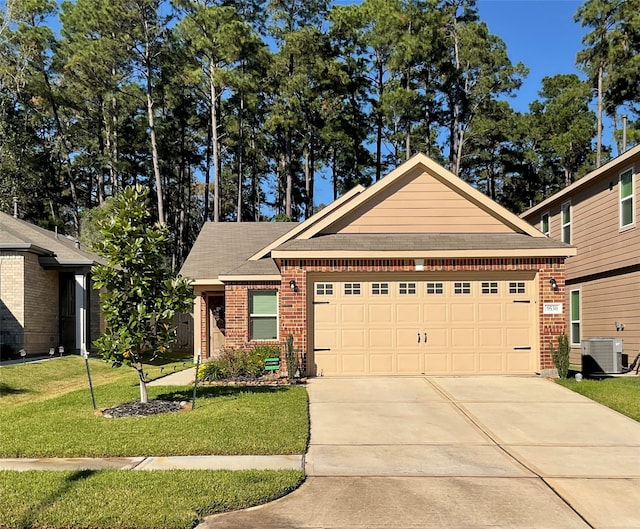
(100, 399, 190, 418)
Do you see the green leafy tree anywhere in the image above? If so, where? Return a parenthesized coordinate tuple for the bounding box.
(92, 186, 194, 403)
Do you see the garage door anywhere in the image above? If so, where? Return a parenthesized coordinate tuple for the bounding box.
(312, 275, 537, 376)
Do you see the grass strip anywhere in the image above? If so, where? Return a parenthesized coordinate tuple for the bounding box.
(0, 356, 192, 407)
(556, 376, 640, 421)
(0, 383, 309, 457)
(0, 469, 304, 529)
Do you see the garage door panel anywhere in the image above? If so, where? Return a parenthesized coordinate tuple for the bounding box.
(396, 303, 421, 323)
(312, 277, 537, 376)
(342, 305, 365, 323)
(342, 354, 366, 374)
(479, 353, 503, 373)
(478, 328, 503, 347)
(451, 328, 475, 347)
(397, 353, 421, 373)
(451, 303, 476, 322)
(424, 303, 448, 322)
(370, 354, 393, 374)
(478, 303, 503, 322)
(369, 304, 393, 323)
(342, 329, 365, 348)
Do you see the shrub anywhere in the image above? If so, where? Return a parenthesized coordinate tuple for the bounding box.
(199, 345, 281, 381)
(284, 334, 299, 379)
(550, 334, 570, 379)
(198, 358, 227, 381)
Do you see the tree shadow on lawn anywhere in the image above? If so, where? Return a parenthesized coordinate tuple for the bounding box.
(155, 385, 292, 402)
(0, 382, 29, 398)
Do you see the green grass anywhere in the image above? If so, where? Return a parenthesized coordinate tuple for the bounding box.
(556, 376, 640, 421)
(0, 355, 193, 407)
(0, 469, 304, 529)
(0, 382, 309, 457)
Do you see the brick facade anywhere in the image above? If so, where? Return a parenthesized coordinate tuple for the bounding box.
(0, 253, 25, 355)
(212, 257, 566, 375)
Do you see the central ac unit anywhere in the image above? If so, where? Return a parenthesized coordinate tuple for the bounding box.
(581, 338, 624, 374)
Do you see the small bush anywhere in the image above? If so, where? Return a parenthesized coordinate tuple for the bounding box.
(199, 345, 281, 381)
(550, 334, 570, 379)
(198, 359, 227, 382)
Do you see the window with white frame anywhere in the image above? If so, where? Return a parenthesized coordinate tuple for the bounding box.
(371, 282, 389, 295)
(426, 282, 444, 294)
(454, 282, 471, 295)
(541, 212, 550, 236)
(620, 169, 634, 228)
(509, 282, 526, 294)
(399, 282, 416, 295)
(570, 289, 581, 346)
(344, 283, 361, 295)
(249, 290, 278, 341)
(315, 283, 333, 296)
(561, 202, 571, 244)
(481, 282, 498, 294)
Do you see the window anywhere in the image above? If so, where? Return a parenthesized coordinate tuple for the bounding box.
(249, 291, 277, 341)
(570, 289, 581, 346)
(561, 202, 571, 244)
(344, 283, 361, 295)
(316, 283, 333, 296)
(399, 282, 416, 295)
(454, 282, 471, 294)
(371, 282, 389, 295)
(481, 282, 498, 294)
(426, 282, 444, 294)
(620, 169, 634, 228)
(541, 212, 550, 236)
(509, 282, 526, 294)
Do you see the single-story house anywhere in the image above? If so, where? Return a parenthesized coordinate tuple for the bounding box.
(0, 212, 102, 358)
(180, 153, 576, 376)
(522, 144, 639, 367)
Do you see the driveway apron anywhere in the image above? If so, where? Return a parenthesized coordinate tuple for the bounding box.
(201, 376, 640, 529)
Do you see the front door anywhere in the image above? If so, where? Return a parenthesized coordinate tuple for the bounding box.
(59, 273, 75, 353)
(208, 295, 225, 356)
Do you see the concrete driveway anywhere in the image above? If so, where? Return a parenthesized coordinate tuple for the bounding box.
(201, 377, 640, 529)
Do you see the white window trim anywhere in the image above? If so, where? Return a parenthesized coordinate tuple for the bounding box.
(619, 168, 635, 229)
(561, 201, 572, 244)
(570, 288, 581, 346)
(249, 290, 278, 341)
(541, 211, 550, 236)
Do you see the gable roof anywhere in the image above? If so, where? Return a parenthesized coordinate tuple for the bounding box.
(0, 212, 101, 267)
(287, 153, 544, 241)
(521, 143, 640, 219)
(179, 222, 299, 283)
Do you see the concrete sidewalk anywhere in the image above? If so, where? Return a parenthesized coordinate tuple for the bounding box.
(202, 376, 640, 529)
(0, 455, 304, 472)
(148, 366, 196, 386)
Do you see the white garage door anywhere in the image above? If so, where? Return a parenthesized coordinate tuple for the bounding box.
(312, 275, 537, 376)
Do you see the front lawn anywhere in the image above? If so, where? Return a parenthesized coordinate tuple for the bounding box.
(0, 355, 192, 407)
(0, 469, 304, 529)
(0, 381, 309, 457)
(556, 376, 640, 421)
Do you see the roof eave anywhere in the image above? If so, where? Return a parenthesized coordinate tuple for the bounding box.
(218, 274, 282, 282)
(272, 248, 577, 259)
(0, 243, 54, 256)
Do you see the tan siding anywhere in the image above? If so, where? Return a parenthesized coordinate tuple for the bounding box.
(568, 271, 640, 366)
(326, 168, 515, 234)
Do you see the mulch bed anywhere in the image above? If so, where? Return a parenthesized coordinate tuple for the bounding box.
(100, 400, 189, 418)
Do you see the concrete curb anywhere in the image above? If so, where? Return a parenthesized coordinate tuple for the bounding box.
(0, 455, 304, 472)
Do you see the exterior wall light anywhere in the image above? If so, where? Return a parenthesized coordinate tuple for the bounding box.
(289, 279, 298, 292)
(615, 321, 624, 331)
(549, 278, 558, 290)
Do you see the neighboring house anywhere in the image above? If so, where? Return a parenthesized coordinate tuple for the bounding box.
(181, 154, 576, 377)
(0, 212, 102, 358)
(522, 144, 640, 365)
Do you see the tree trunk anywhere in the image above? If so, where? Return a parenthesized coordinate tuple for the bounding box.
(596, 64, 603, 168)
(139, 377, 148, 403)
(145, 60, 164, 224)
(210, 63, 221, 223)
(237, 92, 244, 222)
(375, 60, 384, 182)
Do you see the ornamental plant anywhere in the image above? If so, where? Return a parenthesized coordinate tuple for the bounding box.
(91, 186, 193, 403)
(550, 333, 570, 379)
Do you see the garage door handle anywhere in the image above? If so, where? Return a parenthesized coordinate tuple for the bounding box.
(417, 332, 421, 343)
(513, 346, 531, 350)
(424, 332, 428, 344)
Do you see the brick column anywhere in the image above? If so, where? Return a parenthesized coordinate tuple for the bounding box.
(538, 260, 567, 370)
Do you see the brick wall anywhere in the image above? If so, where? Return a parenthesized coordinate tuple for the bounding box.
(0, 253, 25, 354)
(216, 257, 567, 376)
(23, 253, 59, 354)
